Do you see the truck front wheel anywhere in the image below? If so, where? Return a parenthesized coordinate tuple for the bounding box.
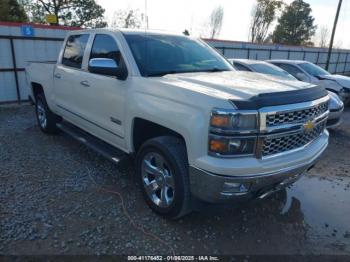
(35, 93, 60, 134)
(136, 136, 191, 219)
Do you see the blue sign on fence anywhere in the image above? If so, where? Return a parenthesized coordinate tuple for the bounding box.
(21, 25, 35, 37)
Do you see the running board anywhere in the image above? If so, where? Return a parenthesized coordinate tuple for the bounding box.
(57, 121, 129, 167)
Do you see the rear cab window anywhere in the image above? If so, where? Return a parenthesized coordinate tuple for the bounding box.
(62, 34, 90, 69)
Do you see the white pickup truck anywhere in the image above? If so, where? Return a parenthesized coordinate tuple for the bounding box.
(26, 29, 330, 218)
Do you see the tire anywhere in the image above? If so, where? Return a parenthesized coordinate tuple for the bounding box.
(136, 136, 191, 219)
(35, 93, 61, 134)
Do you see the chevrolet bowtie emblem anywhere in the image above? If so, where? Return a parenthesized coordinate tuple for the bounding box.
(303, 120, 314, 132)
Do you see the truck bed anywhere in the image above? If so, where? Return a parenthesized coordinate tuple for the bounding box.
(25, 62, 56, 101)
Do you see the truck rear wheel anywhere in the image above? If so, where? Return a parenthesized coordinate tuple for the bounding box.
(136, 136, 191, 219)
(35, 93, 60, 134)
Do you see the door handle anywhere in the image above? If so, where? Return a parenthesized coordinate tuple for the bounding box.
(54, 73, 61, 79)
(80, 80, 90, 87)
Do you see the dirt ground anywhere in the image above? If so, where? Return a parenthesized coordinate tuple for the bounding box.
(1, 104, 350, 256)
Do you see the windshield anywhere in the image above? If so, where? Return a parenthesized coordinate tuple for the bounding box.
(250, 63, 296, 80)
(123, 33, 233, 77)
(298, 62, 330, 77)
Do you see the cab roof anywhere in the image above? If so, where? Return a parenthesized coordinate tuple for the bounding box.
(68, 28, 186, 37)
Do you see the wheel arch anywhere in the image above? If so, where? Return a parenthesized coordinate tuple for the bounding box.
(132, 117, 188, 155)
(31, 82, 44, 102)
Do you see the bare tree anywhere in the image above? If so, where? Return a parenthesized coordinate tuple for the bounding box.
(110, 8, 143, 29)
(317, 26, 329, 48)
(208, 6, 224, 39)
(249, 0, 283, 43)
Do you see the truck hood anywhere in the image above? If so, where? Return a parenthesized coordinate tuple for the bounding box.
(318, 74, 350, 90)
(162, 71, 316, 101)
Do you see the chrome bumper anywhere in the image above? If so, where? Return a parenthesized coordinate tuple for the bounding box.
(189, 164, 310, 203)
(189, 139, 327, 203)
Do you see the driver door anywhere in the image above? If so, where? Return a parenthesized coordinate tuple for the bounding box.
(74, 34, 128, 149)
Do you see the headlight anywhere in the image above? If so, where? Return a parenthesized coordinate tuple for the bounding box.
(209, 108, 258, 157)
(210, 109, 258, 132)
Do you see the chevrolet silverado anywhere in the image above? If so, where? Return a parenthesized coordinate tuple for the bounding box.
(26, 29, 330, 218)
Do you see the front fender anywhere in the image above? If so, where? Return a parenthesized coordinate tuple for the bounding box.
(125, 92, 208, 165)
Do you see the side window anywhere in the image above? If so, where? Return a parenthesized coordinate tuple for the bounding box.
(62, 34, 89, 69)
(278, 64, 303, 79)
(233, 63, 252, 72)
(90, 34, 122, 66)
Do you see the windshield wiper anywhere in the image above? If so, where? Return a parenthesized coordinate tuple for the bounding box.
(203, 67, 229, 73)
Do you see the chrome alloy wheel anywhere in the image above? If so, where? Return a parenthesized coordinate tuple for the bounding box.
(141, 152, 175, 208)
(36, 100, 47, 129)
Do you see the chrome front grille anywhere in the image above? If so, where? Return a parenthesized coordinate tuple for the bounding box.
(258, 96, 330, 158)
(262, 121, 326, 156)
(266, 101, 328, 127)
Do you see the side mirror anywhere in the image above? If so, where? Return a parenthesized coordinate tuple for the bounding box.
(88, 58, 128, 80)
(296, 72, 308, 81)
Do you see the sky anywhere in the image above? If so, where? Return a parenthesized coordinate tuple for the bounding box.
(96, 0, 350, 48)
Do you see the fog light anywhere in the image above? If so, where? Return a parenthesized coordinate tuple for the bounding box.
(209, 139, 228, 153)
(209, 136, 256, 156)
(222, 182, 251, 194)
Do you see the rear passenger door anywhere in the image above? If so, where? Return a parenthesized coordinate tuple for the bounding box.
(53, 34, 90, 121)
(73, 33, 128, 149)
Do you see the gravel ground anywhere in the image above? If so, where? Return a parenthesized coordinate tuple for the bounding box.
(1, 104, 350, 256)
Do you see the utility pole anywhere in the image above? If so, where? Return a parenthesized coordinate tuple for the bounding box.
(325, 0, 342, 71)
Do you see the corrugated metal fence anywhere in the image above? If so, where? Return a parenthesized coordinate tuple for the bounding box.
(1, 22, 350, 103)
(0, 22, 78, 103)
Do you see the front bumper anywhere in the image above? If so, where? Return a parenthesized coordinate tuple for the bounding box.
(327, 105, 344, 128)
(189, 132, 328, 203)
